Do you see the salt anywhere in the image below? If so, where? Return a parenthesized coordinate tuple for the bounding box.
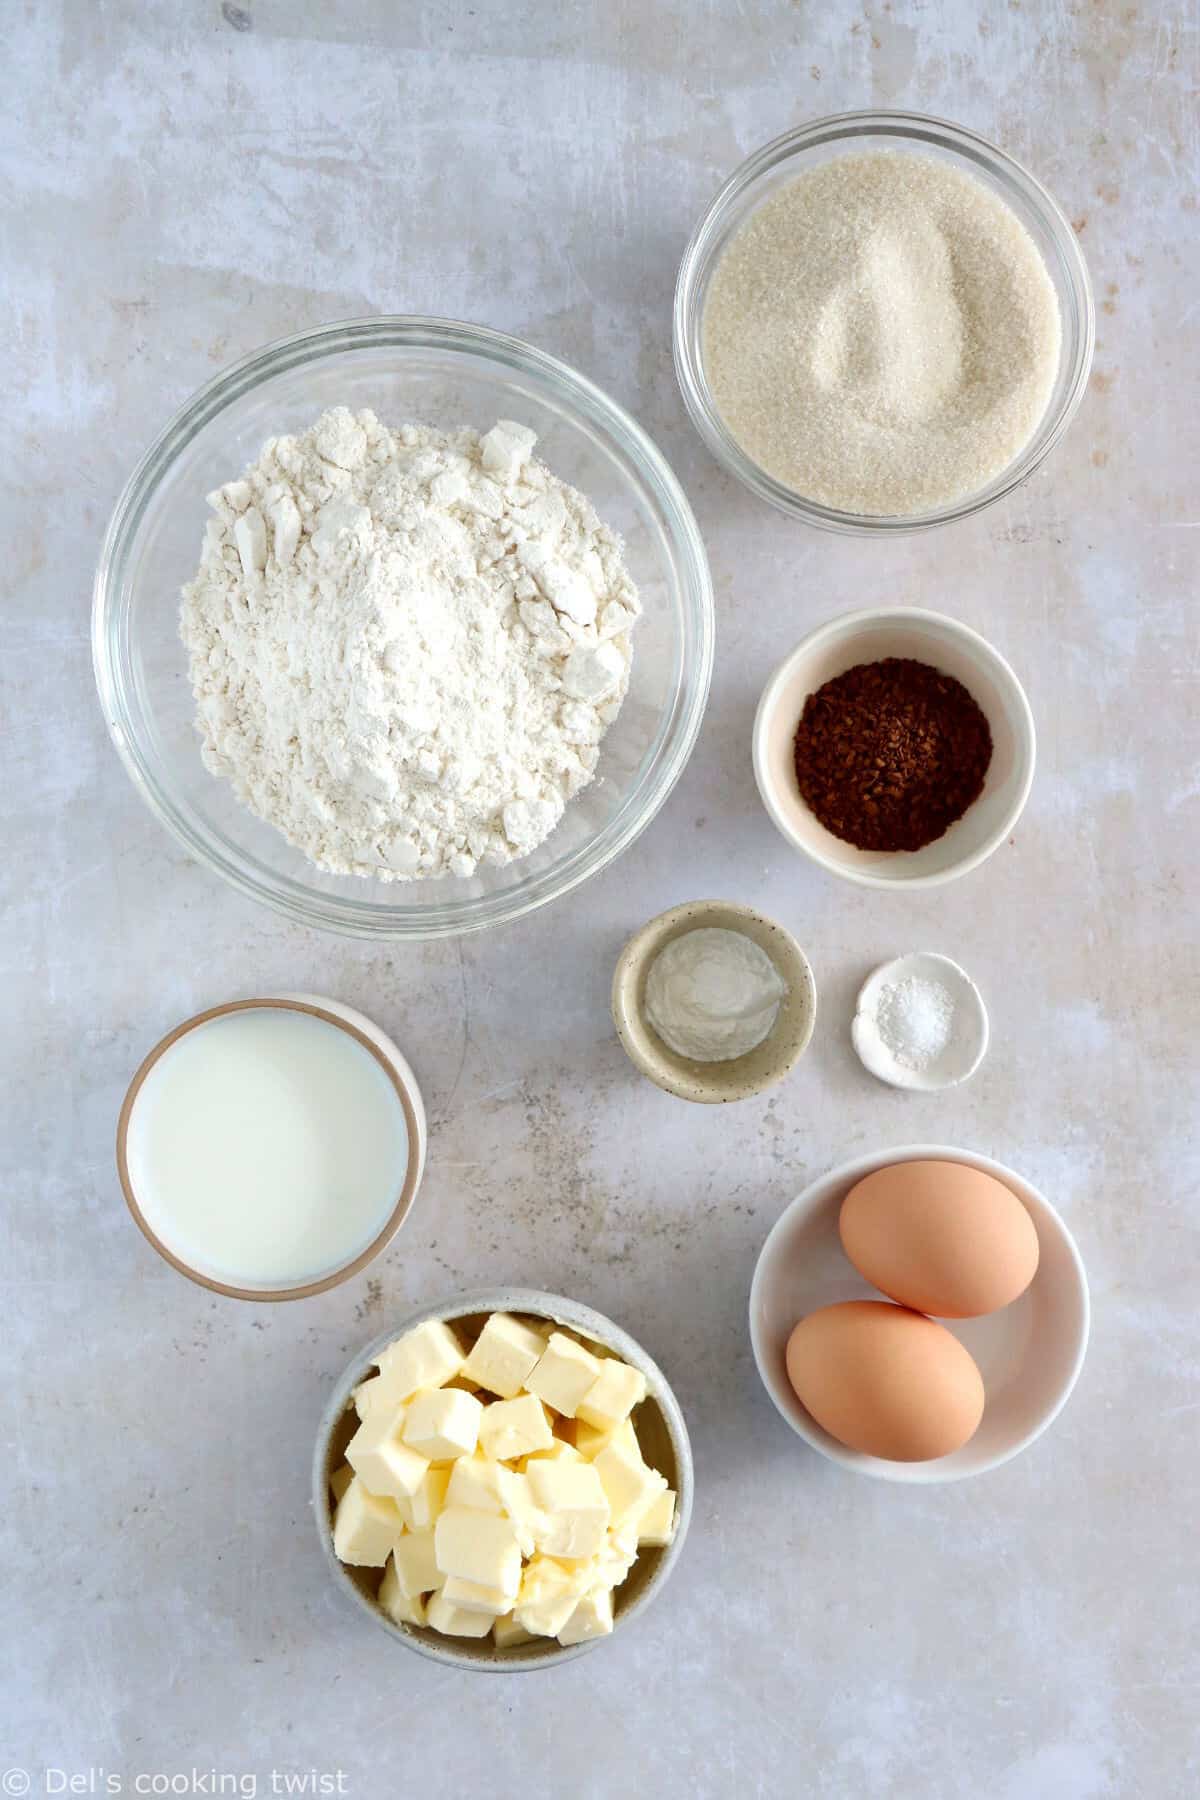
(875, 976, 955, 1073)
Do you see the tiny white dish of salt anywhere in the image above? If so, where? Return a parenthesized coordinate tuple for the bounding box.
(851, 952, 988, 1092)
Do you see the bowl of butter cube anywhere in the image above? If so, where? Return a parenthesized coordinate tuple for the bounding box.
(314, 1289, 693, 1668)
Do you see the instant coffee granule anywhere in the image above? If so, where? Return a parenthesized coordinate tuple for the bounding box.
(793, 658, 992, 852)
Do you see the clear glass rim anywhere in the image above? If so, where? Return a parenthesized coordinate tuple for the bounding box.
(674, 108, 1096, 536)
(93, 315, 714, 940)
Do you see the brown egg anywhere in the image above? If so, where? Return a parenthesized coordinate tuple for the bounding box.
(785, 1301, 985, 1462)
(839, 1159, 1040, 1319)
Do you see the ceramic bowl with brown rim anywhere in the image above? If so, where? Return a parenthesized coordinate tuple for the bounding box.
(612, 900, 816, 1103)
(314, 1289, 694, 1670)
(116, 994, 426, 1300)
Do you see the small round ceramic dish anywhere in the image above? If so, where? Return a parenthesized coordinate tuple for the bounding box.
(314, 1290, 693, 1670)
(117, 994, 425, 1300)
(851, 952, 989, 1091)
(611, 900, 817, 1103)
(748, 1146, 1089, 1484)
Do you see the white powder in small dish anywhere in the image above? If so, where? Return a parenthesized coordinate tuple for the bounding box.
(702, 152, 1062, 516)
(645, 928, 787, 1063)
(875, 976, 955, 1073)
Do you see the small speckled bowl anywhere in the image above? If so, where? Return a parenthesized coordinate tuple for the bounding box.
(314, 1289, 693, 1671)
(612, 900, 816, 1103)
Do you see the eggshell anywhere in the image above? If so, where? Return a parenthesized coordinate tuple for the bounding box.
(785, 1301, 985, 1462)
(839, 1159, 1040, 1319)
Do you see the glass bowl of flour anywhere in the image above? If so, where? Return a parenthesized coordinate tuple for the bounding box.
(94, 318, 713, 938)
(674, 110, 1094, 534)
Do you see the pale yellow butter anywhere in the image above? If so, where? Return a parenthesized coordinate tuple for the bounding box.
(526, 1458, 611, 1559)
(526, 1332, 602, 1419)
(425, 1590, 495, 1637)
(593, 1438, 667, 1530)
(557, 1584, 614, 1647)
(345, 1405, 431, 1502)
(492, 1611, 536, 1649)
(441, 1574, 515, 1617)
(576, 1358, 646, 1431)
(434, 1507, 522, 1598)
(332, 1476, 406, 1568)
(513, 1555, 593, 1637)
(638, 1488, 676, 1547)
(378, 1555, 427, 1628)
(407, 1465, 450, 1531)
(403, 1387, 483, 1461)
(391, 1528, 441, 1598)
(479, 1393, 555, 1461)
(374, 1320, 465, 1405)
(461, 1312, 546, 1399)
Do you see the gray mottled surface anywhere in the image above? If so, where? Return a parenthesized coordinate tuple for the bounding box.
(4, 3, 1197, 1796)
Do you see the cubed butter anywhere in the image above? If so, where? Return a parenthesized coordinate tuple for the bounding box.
(446, 1454, 507, 1515)
(479, 1393, 555, 1462)
(593, 1439, 668, 1530)
(425, 1590, 496, 1638)
(461, 1312, 547, 1399)
(638, 1488, 676, 1548)
(573, 1416, 639, 1461)
(403, 1387, 483, 1461)
(526, 1459, 611, 1559)
(526, 1332, 603, 1418)
(351, 1375, 387, 1419)
(407, 1465, 450, 1531)
(378, 1555, 427, 1628)
(557, 1584, 614, 1647)
(493, 1611, 535, 1649)
(576, 1358, 646, 1431)
(596, 1526, 639, 1589)
(345, 1404, 431, 1501)
(496, 1467, 544, 1557)
(391, 1528, 441, 1598)
(332, 1476, 406, 1567)
(513, 1556, 593, 1638)
(374, 1319, 465, 1403)
(328, 1462, 353, 1504)
(441, 1574, 515, 1617)
(522, 1437, 583, 1466)
(434, 1508, 522, 1598)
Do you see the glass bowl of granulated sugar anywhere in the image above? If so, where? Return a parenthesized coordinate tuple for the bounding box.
(94, 318, 714, 940)
(675, 110, 1094, 534)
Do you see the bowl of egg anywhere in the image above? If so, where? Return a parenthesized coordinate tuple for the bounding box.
(315, 1290, 692, 1668)
(749, 1146, 1089, 1482)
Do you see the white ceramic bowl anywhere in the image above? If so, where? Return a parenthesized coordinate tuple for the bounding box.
(314, 1289, 693, 1669)
(753, 608, 1036, 889)
(748, 1146, 1089, 1483)
(851, 952, 989, 1092)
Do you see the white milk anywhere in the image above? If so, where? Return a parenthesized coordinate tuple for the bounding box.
(125, 1007, 410, 1288)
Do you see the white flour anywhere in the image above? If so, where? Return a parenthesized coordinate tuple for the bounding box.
(180, 407, 640, 880)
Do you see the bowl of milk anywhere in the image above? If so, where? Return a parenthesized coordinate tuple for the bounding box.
(117, 996, 425, 1299)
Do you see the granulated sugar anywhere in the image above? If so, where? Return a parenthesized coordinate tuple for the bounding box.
(702, 152, 1061, 516)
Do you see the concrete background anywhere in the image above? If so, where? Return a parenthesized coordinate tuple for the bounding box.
(4, 2, 1197, 1795)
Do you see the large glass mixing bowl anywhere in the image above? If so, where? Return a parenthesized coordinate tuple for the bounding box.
(94, 318, 713, 939)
